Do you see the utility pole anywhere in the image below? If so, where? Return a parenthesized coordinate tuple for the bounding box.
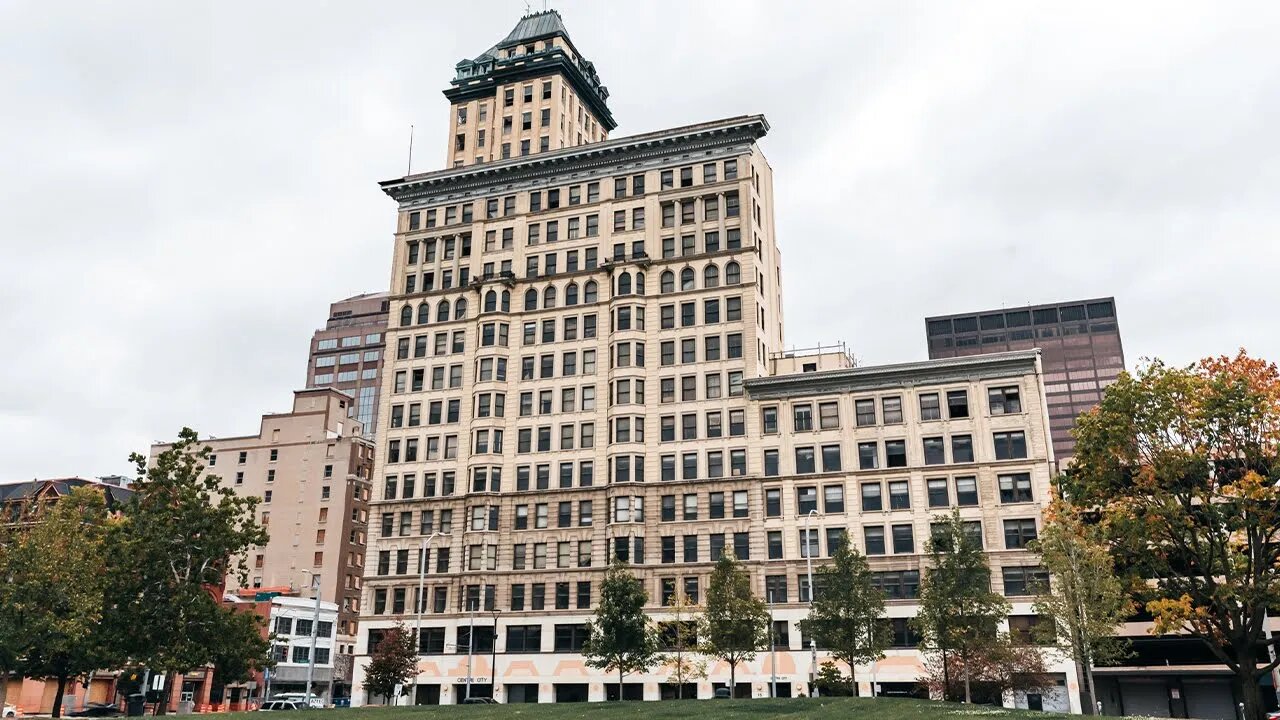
(490, 608, 501, 701)
(767, 590, 777, 699)
(410, 532, 442, 706)
(304, 573, 322, 707)
(465, 597, 476, 701)
(805, 509, 818, 697)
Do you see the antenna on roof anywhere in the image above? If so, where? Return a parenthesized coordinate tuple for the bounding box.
(524, 0, 531, 13)
(406, 124, 414, 176)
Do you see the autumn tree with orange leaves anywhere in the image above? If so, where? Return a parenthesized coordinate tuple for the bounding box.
(1061, 351, 1280, 720)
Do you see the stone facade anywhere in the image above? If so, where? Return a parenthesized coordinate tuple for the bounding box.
(350, 10, 1076, 711)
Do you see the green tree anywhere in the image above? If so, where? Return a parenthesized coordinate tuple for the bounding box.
(798, 543, 888, 696)
(362, 624, 416, 704)
(12, 488, 115, 717)
(0, 503, 32, 714)
(913, 510, 1010, 703)
(105, 428, 270, 714)
(814, 661, 853, 697)
(658, 592, 705, 699)
(1030, 499, 1134, 714)
(209, 608, 274, 692)
(583, 562, 659, 700)
(702, 553, 768, 696)
(1062, 351, 1280, 720)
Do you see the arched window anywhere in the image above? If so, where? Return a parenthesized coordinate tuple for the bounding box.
(565, 283, 579, 306)
(635, 272, 645, 295)
(704, 264, 720, 288)
(543, 285, 557, 309)
(524, 289, 538, 311)
(500, 290, 511, 312)
(416, 302, 430, 325)
(399, 306, 413, 327)
(584, 280, 598, 303)
(660, 271, 675, 294)
(454, 298, 467, 320)
(436, 299, 450, 322)
(483, 291, 497, 313)
(617, 272, 632, 295)
(726, 261, 742, 285)
(680, 268, 695, 291)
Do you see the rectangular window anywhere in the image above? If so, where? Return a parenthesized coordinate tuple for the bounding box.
(998, 473, 1034, 503)
(923, 437, 946, 465)
(885, 440, 907, 468)
(864, 526, 885, 555)
(882, 397, 903, 424)
(888, 480, 910, 510)
(858, 442, 878, 470)
(860, 483, 881, 512)
(823, 485, 845, 513)
(955, 476, 979, 506)
(795, 447, 815, 474)
(1004, 519, 1038, 549)
(855, 399, 876, 426)
(919, 393, 941, 421)
(989, 386, 1023, 415)
(994, 431, 1028, 460)
(892, 524, 915, 554)
(927, 478, 950, 507)
(952, 435, 975, 463)
(947, 390, 970, 419)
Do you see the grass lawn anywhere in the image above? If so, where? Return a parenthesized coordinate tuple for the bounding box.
(221, 697, 1074, 720)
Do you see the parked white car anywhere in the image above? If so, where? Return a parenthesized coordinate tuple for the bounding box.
(4, 704, 17, 718)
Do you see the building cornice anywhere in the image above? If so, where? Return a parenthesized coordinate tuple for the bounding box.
(380, 115, 769, 206)
(746, 350, 1043, 400)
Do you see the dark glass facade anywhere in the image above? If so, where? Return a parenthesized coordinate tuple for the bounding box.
(925, 297, 1123, 461)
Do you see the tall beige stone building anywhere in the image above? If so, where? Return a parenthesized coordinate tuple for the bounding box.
(151, 388, 373, 699)
(353, 10, 1076, 710)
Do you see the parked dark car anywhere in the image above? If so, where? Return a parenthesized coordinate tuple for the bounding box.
(461, 697, 498, 704)
(713, 688, 732, 699)
(71, 703, 123, 717)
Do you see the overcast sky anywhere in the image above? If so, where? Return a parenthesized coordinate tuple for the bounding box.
(2, 0, 1277, 480)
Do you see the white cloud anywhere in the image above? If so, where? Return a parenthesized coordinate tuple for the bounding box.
(0, 0, 1276, 478)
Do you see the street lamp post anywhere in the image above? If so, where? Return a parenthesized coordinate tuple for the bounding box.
(465, 597, 477, 701)
(410, 532, 443, 706)
(804, 509, 818, 697)
(767, 590, 777, 699)
(304, 573, 322, 707)
(490, 608, 501, 702)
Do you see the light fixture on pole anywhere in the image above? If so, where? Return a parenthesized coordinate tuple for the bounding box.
(804, 509, 818, 697)
(304, 572, 322, 707)
(465, 595, 477, 701)
(410, 532, 443, 706)
(490, 607, 501, 701)
(767, 590, 777, 699)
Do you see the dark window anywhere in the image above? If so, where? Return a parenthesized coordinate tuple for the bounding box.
(926, 479, 949, 507)
(952, 435, 974, 463)
(955, 477, 979, 506)
(885, 440, 907, 468)
(998, 473, 1033, 503)
(994, 431, 1028, 460)
(1002, 566, 1050, 596)
(860, 483, 881, 512)
(988, 386, 1022, 415)
(863, 526, 885, 555)
(1003, 519, 1038, 549)
(923, 437, 945, 465)
(946, 390, 969, 419)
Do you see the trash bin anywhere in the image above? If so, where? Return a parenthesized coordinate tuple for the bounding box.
(126, 694, 147, 717)
(177, 700, 195, 714)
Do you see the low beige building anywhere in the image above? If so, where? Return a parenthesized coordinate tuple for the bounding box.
(151, 387, 373, 699)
